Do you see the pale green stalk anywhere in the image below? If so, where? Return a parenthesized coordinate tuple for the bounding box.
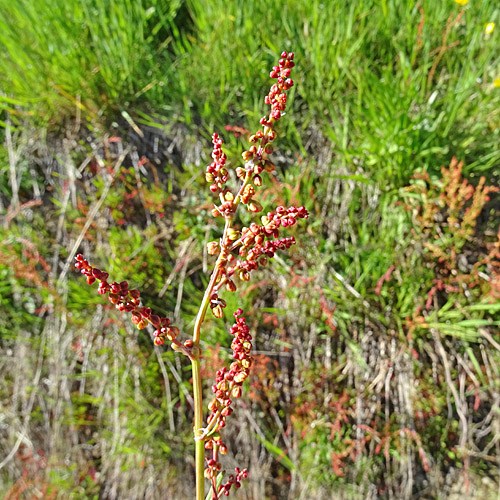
(191, 171, 252, 500)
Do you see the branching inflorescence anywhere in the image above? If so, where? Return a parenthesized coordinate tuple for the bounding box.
(73, 255, 189, 355)
(75, 50, 307, 499)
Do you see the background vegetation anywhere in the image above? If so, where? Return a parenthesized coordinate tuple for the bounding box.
(1, 0, 500, 498)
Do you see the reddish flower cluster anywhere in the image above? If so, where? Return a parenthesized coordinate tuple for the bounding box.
(232, 205, 307, 273)
(246, 205, 309, 242)
(265, 51, 295, 122)
(212, 310, 251, 416)
(204, 310, 251, 493)
(238, 52, 295, 185)
(205, 205, 308, 318)
(218, 468, 248, 498)
(207, 52, 296, 221)
(206, 133, 229, 196)
(205, 310, 252, 439)
(74, 254, 180, 347)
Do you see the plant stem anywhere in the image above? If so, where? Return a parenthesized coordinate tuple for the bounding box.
(191, 253, 224, 500)
(192, 356, 205, 500)
(190, 170, 252, 499)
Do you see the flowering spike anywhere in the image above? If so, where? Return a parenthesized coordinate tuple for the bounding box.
(77, 50, 306, 500)
(74, 256, 180, 348)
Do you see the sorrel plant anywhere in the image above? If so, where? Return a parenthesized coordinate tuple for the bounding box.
(74, 51, 308, 499)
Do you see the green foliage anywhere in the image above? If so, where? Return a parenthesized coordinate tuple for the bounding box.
(172, 0, 500, 183)
(0, 0, 183, 124)
(2, 1, 500, 499)
(286, 156, 500, 497)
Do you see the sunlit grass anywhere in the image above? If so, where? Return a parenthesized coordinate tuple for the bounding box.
(1, 0, 499, 182)
(1, 2, 500, 496)
(0, 0, 183, 124)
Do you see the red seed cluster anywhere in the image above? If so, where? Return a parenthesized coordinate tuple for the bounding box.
(206, 133, 229, 196)
(239, 52, 295, 192)
(204, 310, 252, 494)
(218, 467, 248, 497)
(211, 206, 308, 294)
(257, 205, 308, 237)
(207, 52, 296, 220)
(74, 254, 179, 346)
(205, 205, 308, 317)
(265, 51, 295, 122)
(206, 310, 252, 440)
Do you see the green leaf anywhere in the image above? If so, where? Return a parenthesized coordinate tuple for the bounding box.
(255, 434, 296, 471)
(465, 344, 487, 386)
(158, 441, 171, 454)
(465, 303, 500, 313)
(457, 319, 500, 327)
(204, 471, 225, 500)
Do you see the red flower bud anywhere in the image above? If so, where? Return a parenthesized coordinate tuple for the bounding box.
(213, 304, 224, 318)
(167, 326, 180, 340)
(222, 407, 233, 417)
(247, 201, 263, 213)
(239, 270, 250, 281)
(137, 318, 148, 330)
(207, 241, 219, 255)
(108, 293, 119, 304)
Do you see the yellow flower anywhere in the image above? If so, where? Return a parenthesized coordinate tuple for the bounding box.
(494, 77, 500, 88)
(454, 0, 468, 5)
(485, 23, 495, 34)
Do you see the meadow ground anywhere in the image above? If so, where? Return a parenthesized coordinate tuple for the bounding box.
(1, 1, 500, 499)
